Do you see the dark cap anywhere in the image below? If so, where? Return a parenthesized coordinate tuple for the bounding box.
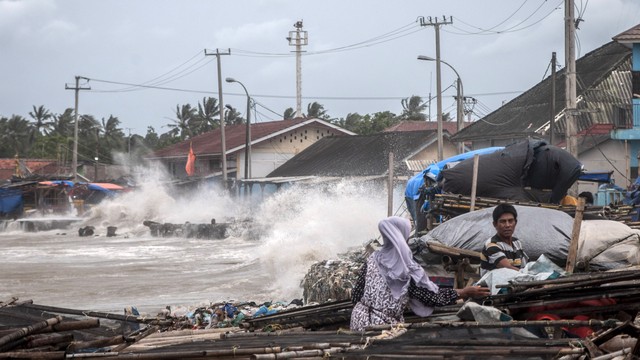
(492, 204, 517, 223)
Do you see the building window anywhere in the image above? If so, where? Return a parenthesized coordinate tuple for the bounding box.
(209, 159, 221, 170)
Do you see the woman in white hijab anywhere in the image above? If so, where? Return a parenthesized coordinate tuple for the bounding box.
(350, 216, 489, 331)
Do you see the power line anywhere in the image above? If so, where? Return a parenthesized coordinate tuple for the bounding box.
(231, 21, 423, 58)
(88, 76, 524, 101)
(447, 0, 563, 36)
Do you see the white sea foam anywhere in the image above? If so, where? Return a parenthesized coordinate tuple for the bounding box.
(254, 179, 393, 300)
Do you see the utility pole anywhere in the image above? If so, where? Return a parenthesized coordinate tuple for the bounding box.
(420, 16, 453, 161)
(565, 0, 578, 160)
(204, 48, 230, 188)
(550, 52, 557, 145)
(287, 20, 308, 119)
(455, 78, 464, 153)
(65, 76, 90, 182)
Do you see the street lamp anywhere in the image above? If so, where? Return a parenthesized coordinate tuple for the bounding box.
(418, 55, 465, 155)
(225, 77, 251, 180)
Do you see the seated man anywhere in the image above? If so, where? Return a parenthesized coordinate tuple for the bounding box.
(480, 204, 529, 276)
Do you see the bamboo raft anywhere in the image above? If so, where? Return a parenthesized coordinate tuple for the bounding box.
(1, 278, 639, 359)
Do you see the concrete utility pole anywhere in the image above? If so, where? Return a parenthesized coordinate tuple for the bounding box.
(204, 48, 230, 188)
(65, 76, 90, 182)
(419, 16, 453, 162)
(564, 0, 578, 159)
(287, 20, 308, 118)
(550, 52, 557, 145)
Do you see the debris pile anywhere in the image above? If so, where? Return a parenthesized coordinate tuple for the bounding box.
(300, 249, 368, 304)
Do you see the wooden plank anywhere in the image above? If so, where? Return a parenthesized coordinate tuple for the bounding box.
(566, 197, 585, 273)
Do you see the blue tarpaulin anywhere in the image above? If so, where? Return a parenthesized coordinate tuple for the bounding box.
(577, 171, 613, 183)
(0, 188, 23, 214)
(405, 147, 504, 201)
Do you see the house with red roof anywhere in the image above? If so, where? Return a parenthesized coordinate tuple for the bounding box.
(146, 118, 356, 180)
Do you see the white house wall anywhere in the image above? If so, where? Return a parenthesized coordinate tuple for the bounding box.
(241, 124, 344, 179)
(577, 139, 629, 195)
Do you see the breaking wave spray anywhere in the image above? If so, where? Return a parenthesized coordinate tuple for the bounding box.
(80, 159, 402, 303)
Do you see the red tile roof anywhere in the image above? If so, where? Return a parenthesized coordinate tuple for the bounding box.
(383, 120, 472, 134)
(148, 118, 353, 159)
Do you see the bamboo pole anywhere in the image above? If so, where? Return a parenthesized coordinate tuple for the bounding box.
(489, 271, 640, 301)
(0, 351, 65, 359)
(67, 335, 125, 352)
(469, 154, 480, 211)
(495, 269, 640, 290)
(26, 334, 74, 349)
(365, 319, 620, 331)
(111, 325, 160, 352)
(0, 316, 62, 348)
(425, 242, 482, 260)
(566, 197, 585, 273)
(20, 304, 170, 325)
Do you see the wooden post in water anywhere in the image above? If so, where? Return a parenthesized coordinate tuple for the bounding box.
(388, 152, 394, 217)
(469, 154, 480, 212)
(566, 197, 585, 273)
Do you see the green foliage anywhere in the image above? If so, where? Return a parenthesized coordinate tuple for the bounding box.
(2, 94, 432, 165)
(400, 95, 427, 121)
(306, 102, 330, 120)
(283, 107, 295, 120)
(332, 111, 400, 135)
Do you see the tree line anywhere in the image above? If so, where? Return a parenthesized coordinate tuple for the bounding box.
(0, 95, 449, 164)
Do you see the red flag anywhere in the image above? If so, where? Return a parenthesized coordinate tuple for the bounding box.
(185, 142, 196, 176)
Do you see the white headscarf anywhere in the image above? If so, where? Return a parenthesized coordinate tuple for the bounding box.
(372, 216, 439, 317)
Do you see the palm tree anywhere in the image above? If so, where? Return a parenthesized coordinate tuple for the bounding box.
(224, 105, 244, 125)
(283, 107, 295, 120)
(196, 97, 220, 133)
(306, 102, 329, 120)
(50, 108, 74, 138)
(400, 96, 427, 121)
(28, 105, 53, 136)
(100, 115, 125, 154)
(167, 104, 196, 140)
(1, 115, 33, 157)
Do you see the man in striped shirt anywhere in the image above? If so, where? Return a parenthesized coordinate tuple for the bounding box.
(480, 204, 529, 276)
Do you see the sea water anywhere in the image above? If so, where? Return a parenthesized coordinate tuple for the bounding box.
(0, 165, 404, 314)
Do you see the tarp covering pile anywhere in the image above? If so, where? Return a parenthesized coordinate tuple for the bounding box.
(0, 188, 23, 215)
(441, 139, 582, 204)
(417, 205, 640, 270)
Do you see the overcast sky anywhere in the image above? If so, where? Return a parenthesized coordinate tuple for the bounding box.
(2, 0, 640, 136)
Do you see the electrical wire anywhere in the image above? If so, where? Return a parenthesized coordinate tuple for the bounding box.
(453, 0, 530, 34)
(231, 21, 423, 58)
(447, 0, 563, 36)
(93, 58, 214, 93)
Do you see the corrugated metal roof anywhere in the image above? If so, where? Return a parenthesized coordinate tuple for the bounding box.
(383, 120, 471, 134)
(147, 118, 355, 159)
(267, 130, 439, 177)
(452, 41, 632, 142)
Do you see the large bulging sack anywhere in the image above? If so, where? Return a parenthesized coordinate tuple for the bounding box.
(418, 205, 573, 266)
(440, 140, 581, 204)
(441, 140, 532, 201)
